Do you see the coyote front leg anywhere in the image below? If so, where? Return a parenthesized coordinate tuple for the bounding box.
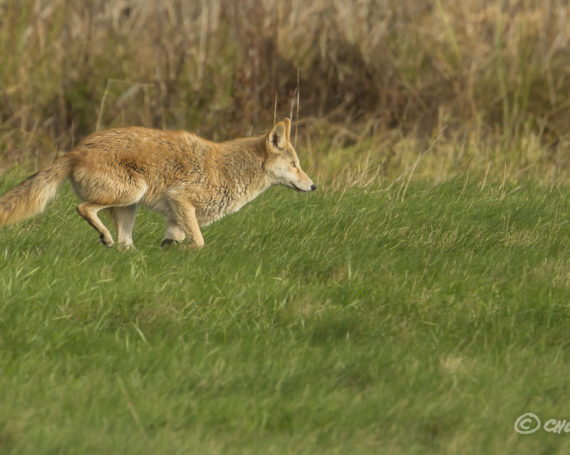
(161, 218, 186, 247)
(166, 198, 204, 249)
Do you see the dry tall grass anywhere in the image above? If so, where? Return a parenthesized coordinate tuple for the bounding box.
(0, 0, 568, 182)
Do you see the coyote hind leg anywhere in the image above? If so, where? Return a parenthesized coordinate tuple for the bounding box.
(109, 205, 137, 248)
(76, 202, 114, 247)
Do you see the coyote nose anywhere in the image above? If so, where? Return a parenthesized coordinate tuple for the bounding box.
(310, 184, 317, 191)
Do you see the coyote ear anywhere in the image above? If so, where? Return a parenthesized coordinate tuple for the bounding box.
(283, 118, 291, 141)
(267, 121, 287, 152)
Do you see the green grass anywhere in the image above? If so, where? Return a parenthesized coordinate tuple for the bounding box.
(0, 178, 568, 454)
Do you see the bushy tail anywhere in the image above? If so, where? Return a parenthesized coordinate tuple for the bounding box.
(0, 154, 73, 226)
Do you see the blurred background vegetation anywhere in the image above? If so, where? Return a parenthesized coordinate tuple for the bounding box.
(0, 0, 568, 183)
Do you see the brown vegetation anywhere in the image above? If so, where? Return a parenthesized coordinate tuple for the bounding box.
(0, 0, 568, 182)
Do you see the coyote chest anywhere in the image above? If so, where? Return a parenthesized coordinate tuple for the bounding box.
(194, 194, 242, 226)
(191, 180, 268, 226)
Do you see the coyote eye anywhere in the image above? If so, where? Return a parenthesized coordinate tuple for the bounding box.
(291, 161, 297, 168)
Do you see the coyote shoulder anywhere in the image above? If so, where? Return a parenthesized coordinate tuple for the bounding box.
(0, 119, 316, 249)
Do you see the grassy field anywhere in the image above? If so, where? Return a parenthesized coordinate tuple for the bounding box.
(0, 176, 568, 454)
(1, 1, 568, 453)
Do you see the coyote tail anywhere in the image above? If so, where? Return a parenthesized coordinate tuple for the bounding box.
(0, 154, 72, 226)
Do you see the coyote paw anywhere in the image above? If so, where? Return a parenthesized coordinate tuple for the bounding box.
(161, 238, 179, 248)
(99, 233, 114, 248)
(117, 242, 136, 251)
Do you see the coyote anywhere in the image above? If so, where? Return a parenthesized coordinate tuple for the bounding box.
(0, 119, 316, 249)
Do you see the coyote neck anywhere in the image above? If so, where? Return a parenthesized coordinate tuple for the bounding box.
(197, 136, 270, 224)
(218, 136, 269, 192)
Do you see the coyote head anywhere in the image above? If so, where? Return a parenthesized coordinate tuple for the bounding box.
(264, 119, 316, 192)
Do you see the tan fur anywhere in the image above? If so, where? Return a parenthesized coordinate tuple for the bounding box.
(0, 119, 316, 249)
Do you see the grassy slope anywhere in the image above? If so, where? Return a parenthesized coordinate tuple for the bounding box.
(0, 178, 568, 454)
